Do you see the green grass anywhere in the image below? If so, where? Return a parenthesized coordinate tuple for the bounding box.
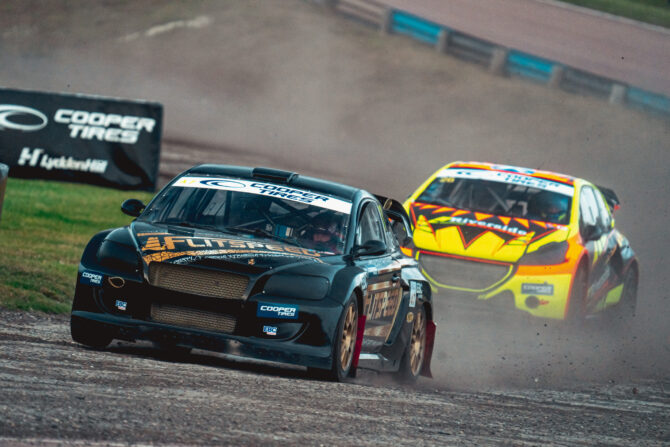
(0, 178, 154, 313)
(559, 0, 670, 28)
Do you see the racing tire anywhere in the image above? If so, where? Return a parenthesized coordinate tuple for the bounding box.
(70, 316, 113, 349)
(565, 265, 588, 325)
(608, 267, 638, 329)
(310, 295, 358, 382)
(394, 305, 427, 384)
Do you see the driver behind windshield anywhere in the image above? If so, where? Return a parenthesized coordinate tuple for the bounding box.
(304, 213, 344, 254)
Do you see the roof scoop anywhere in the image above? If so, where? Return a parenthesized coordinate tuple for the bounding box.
(252, 167, 298, 184)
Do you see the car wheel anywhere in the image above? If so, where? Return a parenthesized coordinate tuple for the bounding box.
(566, 265, 587, 323)
(310, 296, 358, 382)
(608, 267, 638, 328)
(395, 306, 426, 384)
(70, 316, 113, 349)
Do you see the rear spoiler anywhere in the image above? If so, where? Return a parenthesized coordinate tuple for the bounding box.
(596, 185, 620, 211)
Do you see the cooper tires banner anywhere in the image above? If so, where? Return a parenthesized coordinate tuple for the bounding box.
(0, 88, 162, 191)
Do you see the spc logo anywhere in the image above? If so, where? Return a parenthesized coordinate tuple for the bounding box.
(257, 302, 298, 319)
(0, 105, 48, 132)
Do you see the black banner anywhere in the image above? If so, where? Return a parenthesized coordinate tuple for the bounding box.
(0, 88, 162, 191)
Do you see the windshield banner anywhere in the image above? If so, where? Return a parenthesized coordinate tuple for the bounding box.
(175, 176, 352, 214)
(0, 88, 162, 191)
(437, 168, 574, 196)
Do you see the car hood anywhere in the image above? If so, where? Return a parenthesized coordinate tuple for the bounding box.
(130, 221, 329, 270)
(409, 203, 569, 263)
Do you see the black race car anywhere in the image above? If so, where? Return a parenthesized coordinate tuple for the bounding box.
(71, 165, 435, 382)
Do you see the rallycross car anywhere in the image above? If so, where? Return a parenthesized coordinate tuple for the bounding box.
(71, 165, 435, 382)
(403, 161, 638, 323)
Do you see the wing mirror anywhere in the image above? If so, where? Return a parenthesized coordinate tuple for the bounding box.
(121, 199, 146, 217)
(353, 239, 387, 258)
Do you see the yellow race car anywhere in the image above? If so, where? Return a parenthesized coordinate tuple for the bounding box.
(403, 162, 638, 322)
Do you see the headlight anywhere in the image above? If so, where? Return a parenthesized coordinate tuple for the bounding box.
(519, 241, 568, 266)
(263, 274, 330, 301)
(96, 240, 141, 273)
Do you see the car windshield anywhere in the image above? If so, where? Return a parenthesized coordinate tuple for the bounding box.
(416, 176, 572, 225)
(139, 176, 351, 254)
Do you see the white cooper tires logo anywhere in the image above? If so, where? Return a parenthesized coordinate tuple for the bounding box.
(0, 104, 48, 132)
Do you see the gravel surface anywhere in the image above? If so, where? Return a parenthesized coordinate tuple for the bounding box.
(0, 308, 668, 446)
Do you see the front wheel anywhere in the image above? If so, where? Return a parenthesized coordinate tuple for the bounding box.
(70, 316, 113, 349)
(310, 296, 358, 382)
(395, 306, 427, 384)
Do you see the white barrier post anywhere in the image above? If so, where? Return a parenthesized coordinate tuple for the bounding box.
(489, 48, 508, 75)
(609, 84, 627, 105)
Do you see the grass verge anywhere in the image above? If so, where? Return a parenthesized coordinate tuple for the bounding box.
(559, 0, 670, 28)
(0, 178, 153, 313)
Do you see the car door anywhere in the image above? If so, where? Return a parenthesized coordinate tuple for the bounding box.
(579, 185, 617, 310)
(354, 200, 404, 353)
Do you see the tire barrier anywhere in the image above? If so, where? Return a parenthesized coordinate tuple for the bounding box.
(0, 163, 8, 224)
(325, 0, 670, 116)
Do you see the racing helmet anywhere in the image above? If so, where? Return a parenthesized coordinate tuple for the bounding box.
(308, 212, 343, 252)
(528, 191, 570, 224)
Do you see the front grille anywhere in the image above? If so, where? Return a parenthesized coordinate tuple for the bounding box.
(148, 263, 249, 300)
(418, 252, 511, 291)
(150, 303, 236, 334)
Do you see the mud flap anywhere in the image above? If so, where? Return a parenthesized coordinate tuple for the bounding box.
(420, 320, 436, 378)
(349, 315, 367, 378)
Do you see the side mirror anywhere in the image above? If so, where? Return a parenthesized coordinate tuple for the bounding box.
(582, 223, 600, 241)
(121, 199, 145, 217)
(353, 239, 387, 258)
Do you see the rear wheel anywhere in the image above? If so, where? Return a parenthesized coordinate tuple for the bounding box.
(70, 316, 113, 349)
(395, 306, 427, 384)
(566, 265, 588, 324)
(310, 296, 358, 382)
(608, 267, 638, 328)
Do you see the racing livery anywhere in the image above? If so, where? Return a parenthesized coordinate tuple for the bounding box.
(404, 161, 638, 322)
(71, 165, 435, 382)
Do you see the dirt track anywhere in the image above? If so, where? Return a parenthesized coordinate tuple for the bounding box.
(1, 1, 669, 445)
(1, 308, 668, 446)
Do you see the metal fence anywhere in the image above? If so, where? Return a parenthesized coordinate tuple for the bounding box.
(329, 0, 670, 116)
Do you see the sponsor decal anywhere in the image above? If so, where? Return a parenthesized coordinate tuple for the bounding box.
(409, 281, 418, 308)
(257, 302, 298, 319)
(53, 108, 156, 144)
(521, 282, 554, 296)
(17, 147, 108, 174)
(263, 325, 278, 336)
(139, 235, 323, 264)
(174, 176, 352, 214)
(115, 300, 128, 311)
(449, 215, 528, 236)
(437, 168, 574, 197)
(80, 271, 103, 286)
(406, 312, 414, 323)
(364, 286, 401, 321)
(0, 105, 48, 132)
